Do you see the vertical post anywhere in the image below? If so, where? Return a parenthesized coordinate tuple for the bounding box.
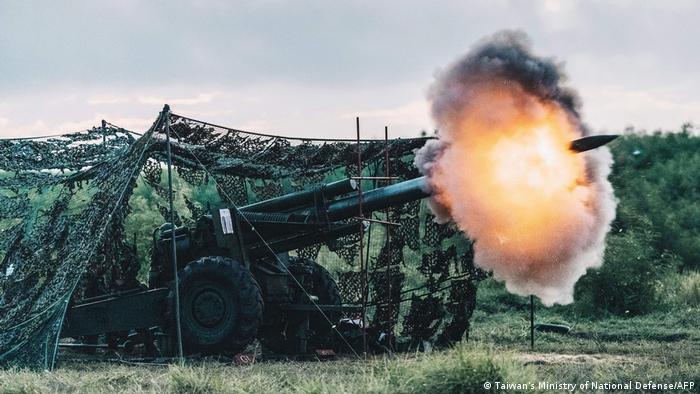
(383, 125, 392, 349)
(164, 104, 184, 363)
(101, 119, 107, 145)
(356, 116, 367, 358)
(530, 295, 535, 350)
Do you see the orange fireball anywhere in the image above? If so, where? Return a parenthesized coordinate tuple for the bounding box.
(423, 78, 615, 305)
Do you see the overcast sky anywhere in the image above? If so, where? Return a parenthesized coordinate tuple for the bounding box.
(0, 0, 698, 139)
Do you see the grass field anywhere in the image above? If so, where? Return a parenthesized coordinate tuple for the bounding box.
(1, 279, 697, 394)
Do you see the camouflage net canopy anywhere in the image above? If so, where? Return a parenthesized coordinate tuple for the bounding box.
(0, 109, 483, 370)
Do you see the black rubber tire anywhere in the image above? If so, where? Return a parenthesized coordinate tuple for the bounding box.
(167, 256, 263, 355)
(288, 257, 343, 341)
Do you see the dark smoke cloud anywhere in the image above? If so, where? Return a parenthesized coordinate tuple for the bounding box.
(430, 30, 583, 122)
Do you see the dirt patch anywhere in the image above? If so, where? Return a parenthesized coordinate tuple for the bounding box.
(571, 331, 690, 342)
(518, 352, 637, 366)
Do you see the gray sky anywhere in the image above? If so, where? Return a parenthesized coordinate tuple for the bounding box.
(1, 0, 698, 139)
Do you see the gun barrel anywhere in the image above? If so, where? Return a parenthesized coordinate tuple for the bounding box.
(242, 178, 357, 213)
(230, 134, 618, 258)
(325, 176, 430, 221)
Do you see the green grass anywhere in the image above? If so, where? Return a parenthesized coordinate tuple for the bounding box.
(2, 279, 697, 393)
(0, 346, 533, 394)
(469, 279, 700, 392)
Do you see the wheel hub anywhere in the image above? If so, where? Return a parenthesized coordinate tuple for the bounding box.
(192, 288, 226, 328)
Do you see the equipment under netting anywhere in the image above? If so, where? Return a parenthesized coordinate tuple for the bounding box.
(0, 107, 484, 369)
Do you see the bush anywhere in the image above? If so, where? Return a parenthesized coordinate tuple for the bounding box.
(575, 227, 675, 316)
(662, 271, 700, 307)
(677, 272, 700, 306)
(574, 199, 682, 316)
(610, 130, 700, 271)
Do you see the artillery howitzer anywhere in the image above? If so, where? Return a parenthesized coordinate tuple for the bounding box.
(60, 134, 615, 356)
(61, 174, 430, 356)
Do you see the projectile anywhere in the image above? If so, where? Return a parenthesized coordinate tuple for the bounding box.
(569, 134, 619, 153)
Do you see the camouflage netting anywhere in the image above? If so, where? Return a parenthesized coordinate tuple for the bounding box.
(0, 116, 159, 370)
(0, 109, 483, 370)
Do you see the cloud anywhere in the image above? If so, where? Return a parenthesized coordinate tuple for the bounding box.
(137, 93, 217, 106)
(0, 119, 51, 139)
(87, 95, 131, 105)
(56, 115, 153, 133)
(536, 0, 584, 31)
(341, 101, 429, 127)
(581, 86, 700, 132)
(238, 119, 273, 131)
(1, 0, 699, 138)
(0, 114, 153, 139)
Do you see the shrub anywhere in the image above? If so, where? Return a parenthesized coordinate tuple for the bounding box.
(678, 271, 700, 306)
(574, 199, 682, 316)
(609, 130, 700, 271)
(664, 271, 700, 307)
(575, 228, 674, 316)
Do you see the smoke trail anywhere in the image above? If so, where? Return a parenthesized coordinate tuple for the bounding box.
(416, 30, 617, 305)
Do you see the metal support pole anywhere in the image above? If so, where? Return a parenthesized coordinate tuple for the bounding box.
(164, 104, 184, 362)
(384, 125, 393, 349)
(356, 116, 367, 358)
(530, 295, 535, 350)
(364, 222, 373, 275)
(101, 119, 107, 145)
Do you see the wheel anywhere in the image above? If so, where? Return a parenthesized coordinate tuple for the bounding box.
(289, 257, 343, 346)
(259, 257, 343, 353)
(166, 256, 263, 355)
